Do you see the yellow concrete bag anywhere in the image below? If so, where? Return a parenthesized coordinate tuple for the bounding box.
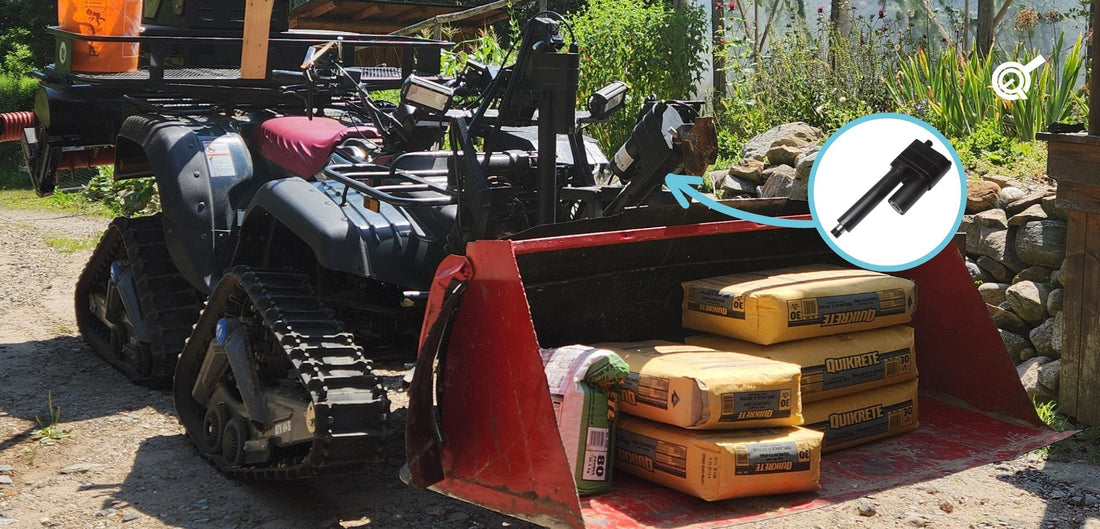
(682, 264, 917, 345)
(687, 326, 917, 402)
(615, 415, 823, 501)
(597, 340, 802, 429)
(802, 378, 919, 452)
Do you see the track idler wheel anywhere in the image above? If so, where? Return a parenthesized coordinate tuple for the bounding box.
(221, 417, 250, 467)
(202, 404, 228, 455)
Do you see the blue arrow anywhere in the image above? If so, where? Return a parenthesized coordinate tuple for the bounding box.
(665, 174, 817, 229)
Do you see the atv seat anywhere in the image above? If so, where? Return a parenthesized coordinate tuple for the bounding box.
(256, 116, 380, 178)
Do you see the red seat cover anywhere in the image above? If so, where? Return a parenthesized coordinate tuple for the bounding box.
(256, 116, 350, 178)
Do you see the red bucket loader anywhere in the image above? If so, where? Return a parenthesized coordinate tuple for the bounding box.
(405, 205, 1070, 528)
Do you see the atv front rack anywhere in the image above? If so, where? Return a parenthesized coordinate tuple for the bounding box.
(324, 162, 457, 207)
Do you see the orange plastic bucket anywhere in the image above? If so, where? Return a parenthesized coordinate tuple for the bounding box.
(57, 0, 142, 73)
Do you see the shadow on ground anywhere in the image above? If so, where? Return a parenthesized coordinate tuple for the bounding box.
(0, 336, 174, 454)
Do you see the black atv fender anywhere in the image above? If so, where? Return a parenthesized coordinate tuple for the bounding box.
(115, 114, 256, 293)
(235, 177, 442, 290)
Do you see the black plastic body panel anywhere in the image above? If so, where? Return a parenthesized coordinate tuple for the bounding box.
(117, 114, 258, 293)
(238, 177, 451, 291)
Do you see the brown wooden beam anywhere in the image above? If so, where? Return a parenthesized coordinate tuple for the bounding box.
(352, 4, 383, 21)
(391, 0, 523, 36)
(291, 0, 339, 21)
(241, 0, 275, 79)
(296, 17, 403, 33)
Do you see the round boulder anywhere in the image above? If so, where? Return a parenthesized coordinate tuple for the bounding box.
(1015, 220, 1067, 268)
(1005, 280, 1050, 326)
(967, 180, 1001, 213)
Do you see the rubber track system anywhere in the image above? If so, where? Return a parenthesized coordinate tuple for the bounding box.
(75, 214, 202, 388)
(174, 267, 390, 480)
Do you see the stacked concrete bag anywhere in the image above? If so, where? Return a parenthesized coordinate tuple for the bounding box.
(598, 340, 822, 501)
(682, 264, 920, 453)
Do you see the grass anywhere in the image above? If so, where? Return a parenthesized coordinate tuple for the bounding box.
(32, 391, 70, 445)
(1033, 398, 1100, 464)
(44, 234, 99, 253)
(0, 188, 114, 217)
(964, 140, 1049, 183)
(1035, 398, 1068, 432)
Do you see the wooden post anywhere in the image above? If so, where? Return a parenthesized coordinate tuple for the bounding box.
(1090, 0, 1100, 135)
(1040, 131, 1100, 425)
(241, 0, 276, 80)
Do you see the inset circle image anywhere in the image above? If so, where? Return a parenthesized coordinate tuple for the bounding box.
(809, 113, 965, 272)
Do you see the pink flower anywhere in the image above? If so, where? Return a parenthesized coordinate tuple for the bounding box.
(877, 9, 885, 18)
(715, 2, 723, 9)
(816, 6, 824, 14)
(728, 2, 736, 9)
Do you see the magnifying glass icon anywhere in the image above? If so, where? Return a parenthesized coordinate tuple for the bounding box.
(992, 55, 1046, 101)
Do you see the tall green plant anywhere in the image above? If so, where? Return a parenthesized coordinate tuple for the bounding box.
(889, 46, 999, 137)
(1002, 33, 1087, 140)
(569, 0, 707, 152)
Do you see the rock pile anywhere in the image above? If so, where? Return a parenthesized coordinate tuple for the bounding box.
(961, 175, 1066, 402)
(708, 124, 1067, 403)
(705, 122, 824, 200)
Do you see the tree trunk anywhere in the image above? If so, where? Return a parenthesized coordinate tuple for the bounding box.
(830, 0, 850, 35)
(976, 0, 993, 58)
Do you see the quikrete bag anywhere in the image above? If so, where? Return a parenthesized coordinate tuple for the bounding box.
(686, 326, 917, 402)
(802, 378, 919, 452)
(682, 264, 917, 345)
(615, 415, 823, 501)
(540, 345, 630, 495)
(597, 340, 802, 429)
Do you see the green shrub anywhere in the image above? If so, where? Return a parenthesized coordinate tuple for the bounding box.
(440, 27, 514, 79)
(0, 74, 36, 113)
(570, 0, 708, 152)
(715, 12, 902, 161)
(82, 167, 160, 216)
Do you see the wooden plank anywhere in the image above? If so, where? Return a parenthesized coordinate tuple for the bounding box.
(290, 0, 338, 20)
(295, 17, 402, 32)
(1055, 180, 1100, 216)
(1059, 209, 1086, 417)
(1076, 213, 1100, 425)
(391, 0, 517, 36)
(1046, 140, 1100, 185)
(1038, 132, 1100, 147)
(241, 0, 276, 80)
(352, 5, 383, 21)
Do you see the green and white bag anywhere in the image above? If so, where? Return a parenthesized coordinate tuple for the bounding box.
(540, 345, 630, 496)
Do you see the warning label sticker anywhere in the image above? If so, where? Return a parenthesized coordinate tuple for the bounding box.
(204, 138, 237, 177)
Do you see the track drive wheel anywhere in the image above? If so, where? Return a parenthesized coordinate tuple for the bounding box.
(174, 266, 390, 480)
(75, 214, 202, 387)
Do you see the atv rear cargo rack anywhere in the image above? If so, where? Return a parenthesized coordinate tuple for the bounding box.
(43, 25, 451, 91)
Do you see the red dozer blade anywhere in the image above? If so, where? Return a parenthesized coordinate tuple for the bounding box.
(405, 202, 1069, 529)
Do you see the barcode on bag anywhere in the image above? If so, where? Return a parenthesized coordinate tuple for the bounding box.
(587, 427, 609, 450)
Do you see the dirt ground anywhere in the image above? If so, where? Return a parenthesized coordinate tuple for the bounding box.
(1, 203, 1100, 529)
